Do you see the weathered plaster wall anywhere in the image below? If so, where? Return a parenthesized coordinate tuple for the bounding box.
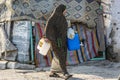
(102, 0, 120, 61)
(111, 0, 120, 61)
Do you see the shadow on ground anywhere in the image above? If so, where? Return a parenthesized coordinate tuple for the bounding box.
(68, 77, 83, 80)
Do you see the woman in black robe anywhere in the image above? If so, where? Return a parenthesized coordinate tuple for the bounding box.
(45, 4, 72, 79)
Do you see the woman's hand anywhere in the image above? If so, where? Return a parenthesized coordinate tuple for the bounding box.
(44, 37, 50, 43)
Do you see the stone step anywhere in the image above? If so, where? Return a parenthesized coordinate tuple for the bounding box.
(7, 62, 35, 70)
(0, 61, 8, 69)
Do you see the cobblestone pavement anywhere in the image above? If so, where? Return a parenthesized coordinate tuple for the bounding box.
(0, 60, 120, 80)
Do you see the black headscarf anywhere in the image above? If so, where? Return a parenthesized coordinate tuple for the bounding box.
(54, 4, 66, 15)
(46, 4, 67, 42)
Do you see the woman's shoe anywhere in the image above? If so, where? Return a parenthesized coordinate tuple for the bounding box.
(49, 72, 60, 77)
(63, 73, 72, 80)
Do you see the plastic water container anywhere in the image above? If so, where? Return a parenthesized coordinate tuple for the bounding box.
(67, 33, 80, 51)
(37, 38, 51, 56)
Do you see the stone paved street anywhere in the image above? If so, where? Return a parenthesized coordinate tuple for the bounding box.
(0, 60, 120, 80)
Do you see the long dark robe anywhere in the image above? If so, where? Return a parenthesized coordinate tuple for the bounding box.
(45, 7, 68, 74)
